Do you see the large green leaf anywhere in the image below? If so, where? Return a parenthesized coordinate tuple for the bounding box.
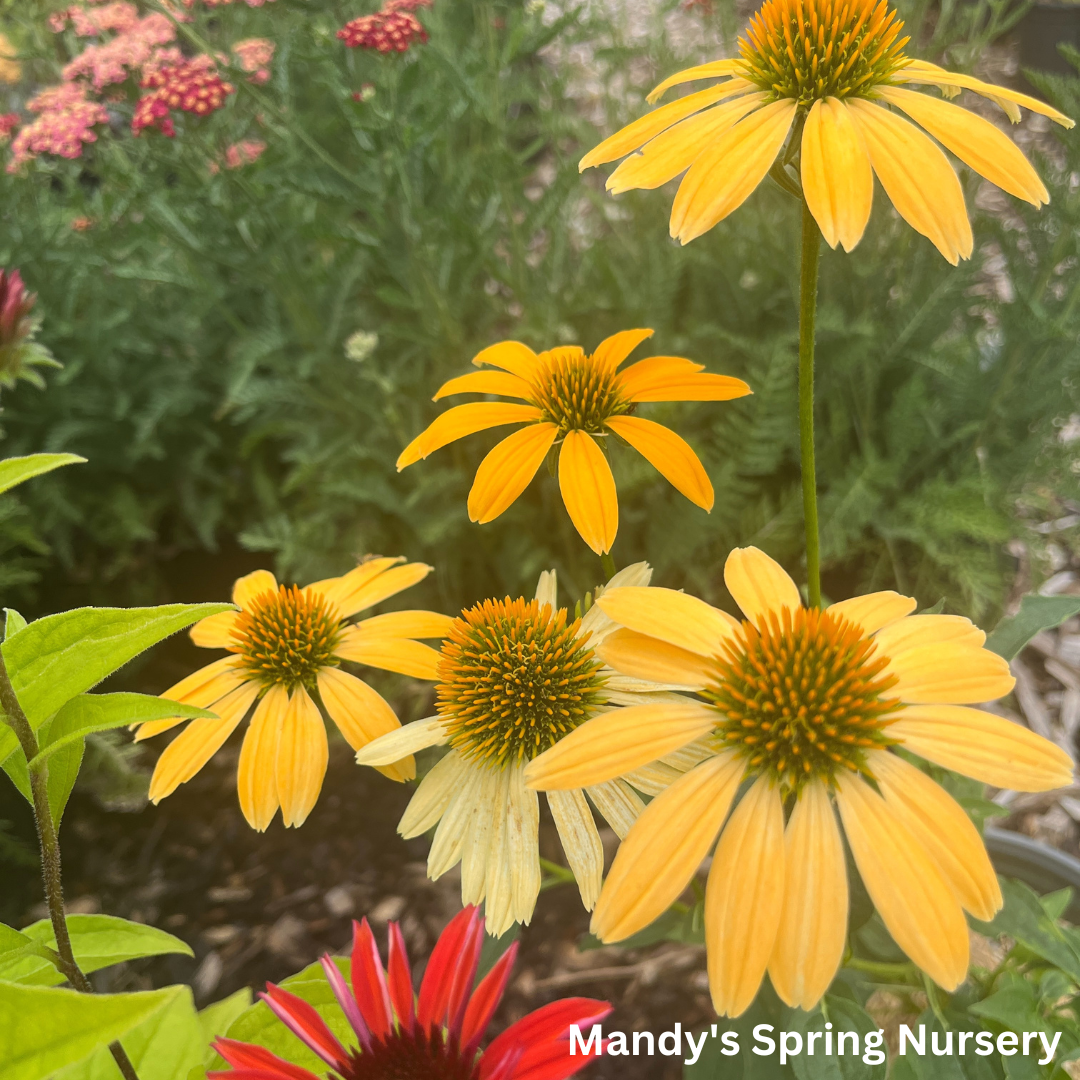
(0, 982, 183, 1080)
(186, 989, 254, 1080)
(0, 453, 85, 497)
(986, 595, 1080, 661)
(5, 608, 27, 639)
(0, 914, 193, 986)
(56, 986, 204, 1080)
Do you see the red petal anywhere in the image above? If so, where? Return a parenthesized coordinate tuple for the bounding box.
(461, 942, 518, 1054)
(481, 999, 612, 1078)
(417, 905, 480, 1031)
(211, 1038, 322, 1080)
(259, 986, 350, 1071)
(510, 1037, 608, 1080)
(387, 921, 416, 1033)
(445, 911, 485, 1036)
(350, 918, 393, 1040)
(320, 955, 371, 1050)
(209, 1071, 321, 1080)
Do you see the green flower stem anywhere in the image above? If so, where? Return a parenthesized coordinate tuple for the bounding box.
(0, 652, 142, 1080)
(539, 856, 577, 891)
(798, 200, 822, 608)
(844, 956, 921, 983)
(601, 552, 617, 581)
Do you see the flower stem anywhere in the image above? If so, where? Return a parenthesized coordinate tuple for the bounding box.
(798, 200, 822, 608)
(0, 652, 141, 1080)
(844, 956, 920, 983)
(600, 552, 617, 581)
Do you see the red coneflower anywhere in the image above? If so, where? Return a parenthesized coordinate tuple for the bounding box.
(210, 906, 610, 1080)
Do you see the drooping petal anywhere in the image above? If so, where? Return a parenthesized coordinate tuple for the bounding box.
(800, 98, 874, 252)
(237, 684, 288, 831)
(827, 591, 916, 635)
(276, 687, 328, 828)
(508, 762, 542, 928)
(871, 750, 1001, 920)
(350, 917, 393, 1041)
(417, 906, 482, 1030)
(767, 781, 847, 1010)
(584, 779, 645, 839)
(233, 569, 277, 609)
(212, 1038, 321, 1080)
(548, 788, 604, 910)
(386, 922, 415, 1033)
(724, 546, 801, 629)
(846, 99, 973, 265)
(705, 776, 786, 1017)
(524, 701, 717, 790)
(835, 773, 969, 990)
(320, 956, 372, 1050)
(460, 765, 502, 907)
(889, 704, 1074, 791)
(592, 753, 743, 943)
(355, 716, 448, 767)
(887, 643, 1014, 703)
(433, 370, 534, 401)
(598, 627, 713, 688)
(557, 431, 618, 555)
(596, 585, 738, 657)
(481, 999, 613, 1080)
(397, 403, 543, 470)
(308, 557, 402, 610)
(350, 610, 456, 640)
(671, 99, 797, 244)
(399, 750, 467, 837)
(317, 667, 413, 783)
(154, 655, 246, 713)
(646, 60, 747, 104)
(591, 328, 654, 373)
(471, 341, 541, 380)
(604, 415, 714, 510)
(468, 422, 560, 523)
(876, 86, 1049, 205)
(259, 985, 349, 1071)
(337, 561, 433, 617)
(872, 614, 985, 657)
(335, 633, 442, 680)
(190, 610, 240, 649)
(461, 941, 518, 1055)
(616, 356, 752, 402)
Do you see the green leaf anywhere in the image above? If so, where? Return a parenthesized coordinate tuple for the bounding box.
(0, 921, 33, 956)
(789, 998, 888, 1080)
(0, 453, 85, 497)
(0, 914, 193, 986)
(1040, 888, 1073, 922)
(0, 981, 183, 1080)
(986, 595, 1080, 661)
(968, 979, 1046, 1033)
(46, 735, 86, 828)
(919, 598, 946, 615)
(198, 988, 253, 1056)
(56, 986, 204, 1080)
(4, 608, 27, 639)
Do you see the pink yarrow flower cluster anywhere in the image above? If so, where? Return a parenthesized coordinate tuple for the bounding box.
(231, 38, 274, 83)
(133, 54, 234, 136)
(182, 0, 277, 7)
(225, 138, 265, 167)
(61, 12, 176, 90)
(338, 0, 432, 53)
(8, 83, 109, 171)
(0, 114, 18, 142)
(49, 2, 140, 37)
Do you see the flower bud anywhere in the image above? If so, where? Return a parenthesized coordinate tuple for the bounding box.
(0, 268, 59, 392)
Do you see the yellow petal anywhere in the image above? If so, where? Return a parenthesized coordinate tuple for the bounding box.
(607, 92, 765, 194)
(308, 557, 403, 609)
(671, 99, 797, 244)
(616, 355, 702, 391)
(619, 360, 751, 402)
(871, 750, 1001, 921)
(317, 667, 414, 782)
(337, 561, 433, 618)
(143, 659, 247, 741)
(276, 687, 328, 828)
(591, 328, 653, 373)
(237, 684, 287, 831)
(233, 569, 277, 609)
(835, 773, 969, 990)
(558, 430, 618, 555)
(351, 609, 455, 640)
(604, 415, 713, 510)
(355, 715, 448, 766)
(471, 340, 541, 379)
(890, 704, 1074, 791)
(467, 422, 559, 524)
(597, 585, 738, 657)
(846, 99, 973, 265)
(646, 60, 746, 104)
(396, 403, 543, 470)
(399, 749, 466, 837)
(148, 681, 258, 802)
(801, 98, 873, 252)
(598, 627, 714, 688)
(876, 86, 1049, 205)
(827, 591, 916, 635)
(524, 701, 717, 790)
(592, 753, 743, 942)
(548, 788, 604, 910)
(432, 370, 533, 401)
(724, 546, 801, 629)
(873, 614, 985, 658)
(768, 781, 847, 1011)
(335, 631, 442, 680)
(894, 60, 1074, 128)
(888, 643, 1014, 703)
(189, 611, 240, 650)
(706, 776, 786, 1017)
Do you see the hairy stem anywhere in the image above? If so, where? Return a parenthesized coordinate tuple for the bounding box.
(798, 200, 822, 608)
(0, 652, 141, 1080)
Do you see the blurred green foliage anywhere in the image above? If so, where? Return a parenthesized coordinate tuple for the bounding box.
(0, 0, 1076, 622)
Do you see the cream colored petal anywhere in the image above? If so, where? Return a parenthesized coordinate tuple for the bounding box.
(338, 562, 434, 618)
(827, 591, 916, 635)
(705, 775, 786, 1017)
(624, 760, 686, 797)
(237, 684, 288, 831)
(887, 643, 1014, 703)
(276, 688, 328, 828)
(598, 627, 712, 689)
(593, 753, 744, 943)
(873, 614, 985, 658)
(602, 682, 693, 700)
(535, 569, 557, 612)
(335, 631, 442, 680)
(524, 701, 717, 790)
(661, 735, 717, 772)
(578, 561, 654, 646)
(484, 771, 515, 936)
(507, 762, 541, 926)
(233, 569, 277, 609)
(399, 750, 467, 838)
(871, 750, 1001, 921)
(549, 789, 604, 910)
(459, 765, 502, 907)
(585, 779, 645, 839)
(427, 762, 484, 880)
(596, 586, 738, 657)
(355, 716, 448, 766)
(189, 611, 240, 649)
(724, 546, 801, 629)
(350, 610, 455, 640)
(646, 60, 747, 104)
(767, 781, 847, 1010)
(890, 704, 1074, 792)
(835, 773, 969, 990)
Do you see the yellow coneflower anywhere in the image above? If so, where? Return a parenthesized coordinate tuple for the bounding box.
(525, 546, 1073, 1015)
(396, 329, 750, 555)
(354, 564, 710, 935)
(580, 0, 1073, 261)
(136, 560, 453, 831)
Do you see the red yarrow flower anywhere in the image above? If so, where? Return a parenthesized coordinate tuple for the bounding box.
(210, 906, 610, 1080)
(133, 55, 234, 136)
(338, 0, 431, 53)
